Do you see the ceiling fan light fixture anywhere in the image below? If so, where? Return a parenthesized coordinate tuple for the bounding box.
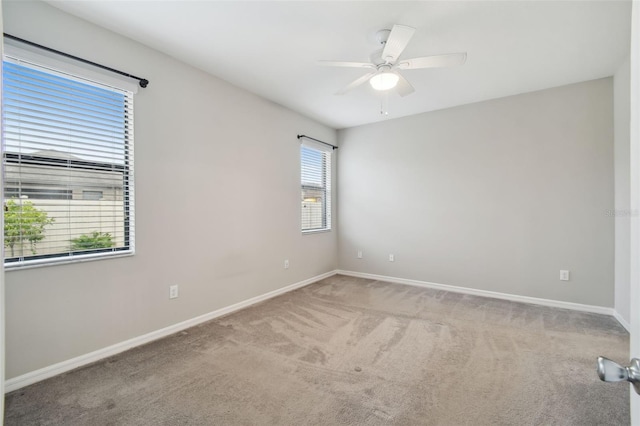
(369, 72, 399, 91)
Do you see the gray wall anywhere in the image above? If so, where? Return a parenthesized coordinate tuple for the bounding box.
(614, 56, 631, 325)
(4, 1, 337, 379)
(338, 79, 614, 307)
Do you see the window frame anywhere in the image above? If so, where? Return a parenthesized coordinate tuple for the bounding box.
(2, 53, 136, 269)
(300, 141, 332, 234)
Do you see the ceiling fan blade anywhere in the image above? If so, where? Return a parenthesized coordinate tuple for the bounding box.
(319, 60, 375, 69)
(336, 72, 377, 95)
(397, 53, 467, 70)
(394, 73, 415, 97)
(382, 24, 416, 64)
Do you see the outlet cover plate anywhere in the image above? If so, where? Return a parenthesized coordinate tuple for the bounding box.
(169, 285, 179, 299)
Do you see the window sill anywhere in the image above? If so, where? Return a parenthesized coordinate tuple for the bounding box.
(4, 250, 135, 271)
(302, 229, 332, 235)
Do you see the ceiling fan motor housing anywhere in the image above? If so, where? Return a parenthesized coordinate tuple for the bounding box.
(376, 29, 391, 45)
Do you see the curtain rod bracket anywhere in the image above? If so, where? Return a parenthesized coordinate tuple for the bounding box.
(297, 134, 338, 150)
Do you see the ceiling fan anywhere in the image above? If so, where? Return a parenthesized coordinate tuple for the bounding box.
(320, 24, 467, 97)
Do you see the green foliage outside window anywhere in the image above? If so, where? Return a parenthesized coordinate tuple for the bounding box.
(71, 232, 114, 251)
(4, 198, 55, 257)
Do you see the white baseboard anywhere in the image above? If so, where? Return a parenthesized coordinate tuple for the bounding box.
(6, 269, 627, 392)
(336, 269, 618, 317)
(4, 270, 337, 393)
(612, 310, 631, 332)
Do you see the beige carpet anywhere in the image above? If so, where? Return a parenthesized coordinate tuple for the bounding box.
(4, 274, 630, 425)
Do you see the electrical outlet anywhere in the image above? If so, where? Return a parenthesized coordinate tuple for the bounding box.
(357, 250, 363, 259)
(284, 259, 289, 269)
(560, 270, 570, 281)
(389, 254, 395, 262)
(169, 285, 179, 299)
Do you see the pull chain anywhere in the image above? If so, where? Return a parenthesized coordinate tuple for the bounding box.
(380, 91, 390, 116)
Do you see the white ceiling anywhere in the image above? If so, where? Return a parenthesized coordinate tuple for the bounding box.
(46, 1, 631, 129)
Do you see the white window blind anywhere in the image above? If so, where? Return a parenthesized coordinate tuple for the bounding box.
(2, 59, 135, 267)
(301, 141, 331, 232)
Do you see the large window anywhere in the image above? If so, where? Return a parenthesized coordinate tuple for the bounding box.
(2, 58, 135, 267)
(301, 142, 331, 232)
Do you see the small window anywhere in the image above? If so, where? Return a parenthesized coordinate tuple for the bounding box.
(301, 143, 331, 232)
(83, 190, 104, 201)
(5, 188, 72, 200)
(3, 58, 135, 267)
